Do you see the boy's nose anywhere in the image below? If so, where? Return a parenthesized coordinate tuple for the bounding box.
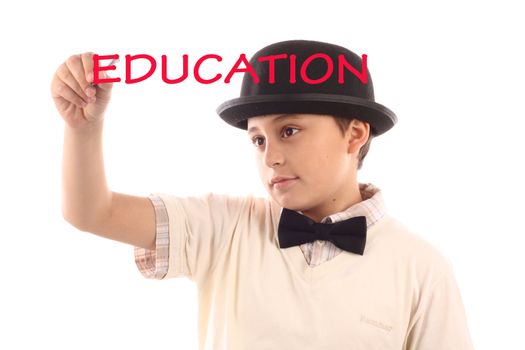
(264, 141, 285, 168)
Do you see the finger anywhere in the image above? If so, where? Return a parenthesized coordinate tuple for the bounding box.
(56, 62, 91, 103)
(53, 74, 88, 108)
(80, 52, 99, 97)
(66, 54, 91, 96)
(95, 69, 114, 92)
(84, 54, 116, 92)
(81, 52, 95, 84)
(53, 95, 79, 114)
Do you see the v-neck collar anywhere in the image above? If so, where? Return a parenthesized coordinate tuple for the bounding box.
(273, 213, 391, 283)
(268, 182, 389, 283)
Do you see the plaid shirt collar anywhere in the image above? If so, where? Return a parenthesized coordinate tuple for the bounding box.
(298, 182, 386, 227)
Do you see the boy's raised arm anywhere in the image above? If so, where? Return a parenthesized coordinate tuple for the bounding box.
(52, 52, 156, 251)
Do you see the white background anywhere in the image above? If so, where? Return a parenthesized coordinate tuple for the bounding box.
(1, 0, 524, 349)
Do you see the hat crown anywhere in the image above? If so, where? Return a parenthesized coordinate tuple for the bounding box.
(240, 40, 375, 101)
(216, 39, 397, 136)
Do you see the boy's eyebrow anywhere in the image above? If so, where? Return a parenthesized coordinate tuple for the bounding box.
(247, 114, 301, 134)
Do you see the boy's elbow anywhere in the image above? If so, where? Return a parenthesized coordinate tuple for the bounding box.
(61, 205, 107, 234)
(62, 192, 157, 250)
(62, 205, 81, 229)
(62, 211, 92, 233)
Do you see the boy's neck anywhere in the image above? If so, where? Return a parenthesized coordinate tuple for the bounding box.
(301, 182, 363, 223)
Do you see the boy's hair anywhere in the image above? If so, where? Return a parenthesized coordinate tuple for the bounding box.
(332, 116, 373, 170)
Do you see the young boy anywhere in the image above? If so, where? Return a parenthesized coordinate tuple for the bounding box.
(53, 40, 474, 349)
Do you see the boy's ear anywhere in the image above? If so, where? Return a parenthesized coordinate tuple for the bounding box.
(346, 120, 370, 154)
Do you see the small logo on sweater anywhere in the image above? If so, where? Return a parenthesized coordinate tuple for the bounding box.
(360, 314, 393, 332)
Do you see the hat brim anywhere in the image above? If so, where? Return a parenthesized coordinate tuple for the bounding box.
(216, 93, 397, 136)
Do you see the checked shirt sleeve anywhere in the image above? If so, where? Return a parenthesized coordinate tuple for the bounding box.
(134, 194, 169, 279)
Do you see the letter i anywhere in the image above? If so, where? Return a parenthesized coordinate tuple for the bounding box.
(289, 54, 297, 84)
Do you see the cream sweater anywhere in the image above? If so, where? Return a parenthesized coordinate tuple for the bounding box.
(135, 192, 474, 350)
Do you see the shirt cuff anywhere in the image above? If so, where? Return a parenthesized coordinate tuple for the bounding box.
(133, 194, 169, 279)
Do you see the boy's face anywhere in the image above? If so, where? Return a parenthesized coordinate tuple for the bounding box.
(247, 113, 369, 221)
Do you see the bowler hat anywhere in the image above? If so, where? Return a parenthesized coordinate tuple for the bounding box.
(216, 40, 397, 136)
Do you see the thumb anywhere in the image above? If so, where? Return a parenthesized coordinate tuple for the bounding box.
(94, 69, 114, 92)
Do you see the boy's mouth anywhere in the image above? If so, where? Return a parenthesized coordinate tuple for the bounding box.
(270, 176, 298, 185)
(270, 176, 299, 189)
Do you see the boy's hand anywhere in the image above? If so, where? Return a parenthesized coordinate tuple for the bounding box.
(51, 52, 113, 129)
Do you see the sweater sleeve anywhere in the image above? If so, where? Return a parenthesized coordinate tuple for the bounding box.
(134, 192, 248, 286)
(404, 262, 475, 350)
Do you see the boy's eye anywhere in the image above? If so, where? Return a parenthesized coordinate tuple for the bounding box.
(282, 127, 299, 138)
(252, 137, 264, 146)
(250, 127, 299, 147)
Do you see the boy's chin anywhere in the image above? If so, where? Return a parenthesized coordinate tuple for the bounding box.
(269, 194, 308, 211)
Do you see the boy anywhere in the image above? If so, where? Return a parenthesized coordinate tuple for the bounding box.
(53, 40, 474, 349)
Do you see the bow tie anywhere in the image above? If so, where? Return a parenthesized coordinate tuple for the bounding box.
(277, 208, 367, 255)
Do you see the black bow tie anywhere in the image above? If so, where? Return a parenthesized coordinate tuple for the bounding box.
(277, 208, 367, 255)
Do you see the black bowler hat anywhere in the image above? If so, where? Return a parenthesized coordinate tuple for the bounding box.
(216, 40, 397, 136)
